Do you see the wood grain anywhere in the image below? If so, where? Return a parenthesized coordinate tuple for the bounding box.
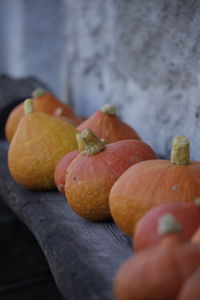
(0, 141, 133, 300)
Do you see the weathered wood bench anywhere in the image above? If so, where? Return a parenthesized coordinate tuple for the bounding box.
(0, 76, 133, 300)
(0, 141, 132, 299)
(0, 197, 63, 300)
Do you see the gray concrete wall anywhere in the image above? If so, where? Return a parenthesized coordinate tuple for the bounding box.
(0, 0, 66, 98)
(1, 0, 200, 159)
(64, 0, 200, 159)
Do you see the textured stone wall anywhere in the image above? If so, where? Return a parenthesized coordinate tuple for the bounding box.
(64, 0, 200, 159)
(1, 0, 200, 159)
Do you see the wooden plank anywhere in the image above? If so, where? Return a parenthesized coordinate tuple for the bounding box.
(0, 141, 133, 300)
(0, 199, 63, 300)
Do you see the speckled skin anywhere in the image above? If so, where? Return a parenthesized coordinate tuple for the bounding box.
(134, 202, 200, 251)
(8, 112, 78, 190)
(77, 110, 140, 143)
(65, 139, 156, 221)
(5, 92, 81, 142)
(54, 150, 79, 193)
(109, 160, 200, 236)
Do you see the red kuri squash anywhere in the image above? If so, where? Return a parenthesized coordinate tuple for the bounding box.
(77, 104, 140, 143)
(5, 87, 81, 141)
(110, 136, 200, 235)
(114, 214, 200, 300)
(65, 129, 156, 221)
(134, 199, 200, 251)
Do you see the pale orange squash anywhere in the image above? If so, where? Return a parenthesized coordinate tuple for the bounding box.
(110, 136, 200, 235)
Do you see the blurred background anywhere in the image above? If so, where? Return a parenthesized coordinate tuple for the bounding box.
(0, 0, 66, 99)
(1, 0, 200, 159)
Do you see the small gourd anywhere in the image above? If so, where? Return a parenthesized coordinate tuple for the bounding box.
(77, 104, 140, 143)
(114, 214, 200, 300)
(5, 87, 81, 141)
(8, 98, 78, 190)
(65, 129, 156, 221)
(134, 199, 200, 251)
(109, 136, 200, 235)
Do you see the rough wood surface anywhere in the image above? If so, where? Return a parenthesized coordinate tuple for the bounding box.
(0, 199, 63, 300)
(0, 141, 132, 300)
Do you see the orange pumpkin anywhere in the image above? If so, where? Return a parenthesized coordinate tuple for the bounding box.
(77, 104, 140, 143)
(8, 99, 78, 190)
(5, 88, 81, 141)
(54, 150, 79, 194)
(65, 129, 156, 221)
(109, 136, 200, 235)
(177, 268, 200, 300)
(114, 214, 200, 300)
(134, 199, 200, 251)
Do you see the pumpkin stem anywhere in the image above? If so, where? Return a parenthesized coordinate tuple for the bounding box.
(32, 87, 46, 98)
(76, 133, 84, 151)
(158, 214, 182, 235)
(100, 138, 107, 145)
(101, 104, 116, 115)
(170, 136, 190, 165)
(80, 129, 105, 155)
(194, 197, 200, 206)
(54, 107, 62, 116)
(23, 98, 34, 115)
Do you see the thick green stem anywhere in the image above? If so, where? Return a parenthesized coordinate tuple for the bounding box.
(80, 129, 105, 155)
(23, 98, 34, 115)
(170, 136, 190, 165)
(101, 104, 116, 115)
(32, 87, 46, 98)
(158, 214, 182, 235)
(76, 133, 84, 151)
(54, 107, 62, 116)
